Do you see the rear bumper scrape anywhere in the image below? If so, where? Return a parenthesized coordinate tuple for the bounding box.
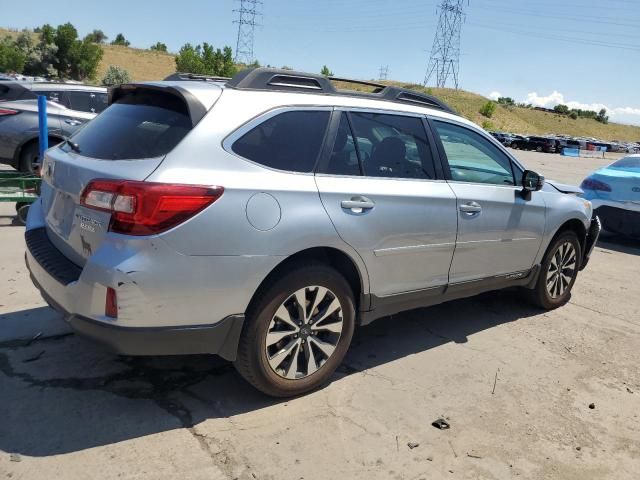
(26, 247, 245, 361)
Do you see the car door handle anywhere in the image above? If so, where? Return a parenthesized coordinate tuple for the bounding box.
(64, 119, 83, 126)
(341, 196, 375, 213)
(459, 201, 482, 215)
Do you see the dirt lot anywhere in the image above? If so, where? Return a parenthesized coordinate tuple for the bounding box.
(1, 151, 639, 480)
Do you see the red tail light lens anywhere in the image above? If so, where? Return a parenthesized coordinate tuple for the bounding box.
(106, 287, 118, 318)
(0, 108, 19, 116)
(81, 180, 224, 235)
(580, 178, 611, 192)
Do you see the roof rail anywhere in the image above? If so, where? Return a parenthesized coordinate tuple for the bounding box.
(226, 68, 456, 114)
(164, 72, 232, 82)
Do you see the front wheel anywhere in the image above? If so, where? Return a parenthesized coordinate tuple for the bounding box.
(526, 231, 582, 309)
(234, 264, 356, 397)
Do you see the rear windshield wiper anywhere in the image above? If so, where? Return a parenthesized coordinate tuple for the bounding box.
(62, 136, 81, 153)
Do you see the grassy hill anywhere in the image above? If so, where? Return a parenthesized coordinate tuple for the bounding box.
(3, 27, 640, 141)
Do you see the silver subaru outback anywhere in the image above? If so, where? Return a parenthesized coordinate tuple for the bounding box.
(25, 68, 600, 396)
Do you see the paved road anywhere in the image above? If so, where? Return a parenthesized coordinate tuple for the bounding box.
(1, 152, 639, 480)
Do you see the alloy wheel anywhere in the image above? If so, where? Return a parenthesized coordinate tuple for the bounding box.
(265, 286, 343, 380)
(546, 241, 577, 298)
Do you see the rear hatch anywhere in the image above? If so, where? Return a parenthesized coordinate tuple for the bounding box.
(40, 83, 221, 266)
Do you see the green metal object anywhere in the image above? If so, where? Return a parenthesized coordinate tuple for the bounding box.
(0, 171, 40, 204)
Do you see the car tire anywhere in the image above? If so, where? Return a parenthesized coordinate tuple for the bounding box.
(16, 204, 30, 226)
(526, 231, 582, 310)
(234, 263, 356, 397)
(18, 142, 40, 173)
(536, 146, 543, 152)
(511, 143, 518, 149)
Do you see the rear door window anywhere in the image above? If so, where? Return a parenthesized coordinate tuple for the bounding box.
(67, 90, 192, 159)
(347, 111, 436, 180)
(232, 110, 330, 173)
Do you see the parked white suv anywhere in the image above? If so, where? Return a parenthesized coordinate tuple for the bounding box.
(26, 68, 600, 396)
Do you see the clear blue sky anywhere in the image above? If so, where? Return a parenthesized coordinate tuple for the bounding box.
(4, 0, 640, 124)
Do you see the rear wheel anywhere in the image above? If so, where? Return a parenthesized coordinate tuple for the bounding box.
(18, 142, 40, 173)
(536, 145, 543, 152)
(16, 204, 30, 226)
(526, 231, 581, 309)
(234, 264, 355, 397)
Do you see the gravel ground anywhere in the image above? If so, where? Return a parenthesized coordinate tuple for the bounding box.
(1, 151, 638, 480)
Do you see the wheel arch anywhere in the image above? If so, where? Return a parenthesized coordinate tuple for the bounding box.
(542, 218, 587, 266)
(246, 246, 369, 318)
(13, 134, 65, 164)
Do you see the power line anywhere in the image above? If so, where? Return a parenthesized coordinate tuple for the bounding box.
(378, 65, 389, 80)
(233, 0, 262, 65)
(424, 0, 468, 89)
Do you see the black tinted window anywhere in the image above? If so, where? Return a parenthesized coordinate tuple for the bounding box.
(349, 112, 435, 179)
(232, 110, 329, 172)
(63, 91, 92, 112)
(67, 90, 192, 160)
(323, 113, 361, 176)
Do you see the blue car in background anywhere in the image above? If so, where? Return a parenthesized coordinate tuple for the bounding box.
(581, 155, 640, 237)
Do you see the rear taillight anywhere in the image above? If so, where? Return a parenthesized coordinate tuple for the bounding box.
(106, 287, 118, 318)
(580, 178, 611, 192)
(0, 108, 19, 116)
(80, 179, 224, 235)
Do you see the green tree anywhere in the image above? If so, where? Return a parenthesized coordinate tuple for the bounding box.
(320, 65, 333, 76)
(71, 39, 103, 80)
(569, 111, 578, 120)
(481, 120, 495, 130)
(53, 22, 79, 78)
(101, 65, 131, 86)
(0, 36, 26, 73)
(150, 42, 168, 52)
(553, 104, 570, 115)
(84, 29, 108, 44)
(596, 108, 609, 124)
(479, 101, 497, 118)
(18, 27, 57, 78)
(111, 33, 130, 47)
(497, 96, 515, 106)
(175, 43, 236, 76)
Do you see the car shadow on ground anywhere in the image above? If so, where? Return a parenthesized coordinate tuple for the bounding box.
(596, 231, 640, 256)
(0, 290, 542, 457)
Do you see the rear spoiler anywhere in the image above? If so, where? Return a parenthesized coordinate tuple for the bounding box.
(108, 84, 208, 128)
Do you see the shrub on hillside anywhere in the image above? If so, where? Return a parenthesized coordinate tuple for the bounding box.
(101, 65, 131, 86)
(150, 42, 168, 53)
(479, 101, 496, 118)
(111, 33, 130, 47)
(84, 30, 108, 44)
(320, 65, 333, 76)
(481, 120, 495, 130)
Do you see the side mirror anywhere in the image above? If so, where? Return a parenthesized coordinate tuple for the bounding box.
(522, 170, 544, 193)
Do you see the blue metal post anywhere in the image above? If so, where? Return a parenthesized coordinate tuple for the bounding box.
(37, 95, 48, 163)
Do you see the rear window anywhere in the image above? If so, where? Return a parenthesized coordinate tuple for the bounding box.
(67, 90, 192, 160)
(232, 110, 329, 172)
(0, 82, 33, 102)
